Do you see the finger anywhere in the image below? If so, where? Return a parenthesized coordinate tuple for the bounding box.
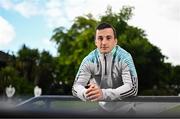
(90, 90, 103, 101)
(86, 87, 94, 94)
(90, 93, 102, 101)
(91, 98, 99, 102)
(88, 83, 95, 88)
(89, 93, 101, 101)
(86, 85, 96, 94)
(88, 93, 99, 100)
(86, 90, 99, 97)
(88, 95, 98, 100)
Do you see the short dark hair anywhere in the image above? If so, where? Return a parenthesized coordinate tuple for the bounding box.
(95, 22, 117, 38)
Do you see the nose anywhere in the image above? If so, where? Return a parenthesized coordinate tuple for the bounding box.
(102, 39, 107, 45)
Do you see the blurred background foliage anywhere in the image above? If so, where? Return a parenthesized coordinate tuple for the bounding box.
(0, 6, 180, 96)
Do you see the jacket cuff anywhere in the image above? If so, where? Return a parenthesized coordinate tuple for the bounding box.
(80, 88, 87, 101)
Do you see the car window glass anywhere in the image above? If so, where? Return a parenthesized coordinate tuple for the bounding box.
(50, 101, 75, 110)
(32, 100, 46, 109)
(50, 100, 99, 110)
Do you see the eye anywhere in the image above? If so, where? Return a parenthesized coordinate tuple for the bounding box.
(106, 36, 112, 40)
(97, 36, 103, 41)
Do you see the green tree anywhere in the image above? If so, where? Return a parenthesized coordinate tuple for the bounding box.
(170, 65, 180, 95)
(51, 6, 173, 95)
(0, 66, 33, 96)
(0, 66, 16, 95)
(17, 44, 40, 82)
(36, 50, 56, 94)
(51, 14, 97, 93)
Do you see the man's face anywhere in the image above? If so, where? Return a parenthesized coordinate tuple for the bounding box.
(95, 28, 117, 54)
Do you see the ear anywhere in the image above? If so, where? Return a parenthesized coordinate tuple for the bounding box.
(115, 38, 117, 45)
(95, 39, 98, 47)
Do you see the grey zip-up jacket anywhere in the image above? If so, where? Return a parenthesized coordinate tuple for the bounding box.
(72, 45, 138, 101)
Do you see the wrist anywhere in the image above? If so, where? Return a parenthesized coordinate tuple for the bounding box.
(100, 89, 105, 101)
(82, 89, 88, 101)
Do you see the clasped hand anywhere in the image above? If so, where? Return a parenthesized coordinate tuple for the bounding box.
(85, 83, 103, 101)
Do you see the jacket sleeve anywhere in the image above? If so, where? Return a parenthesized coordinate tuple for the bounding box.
(72, 59, 92, 101)
(101, 54, 138, 101)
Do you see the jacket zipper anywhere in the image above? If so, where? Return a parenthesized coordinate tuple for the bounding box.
(104, 54, 107, 75)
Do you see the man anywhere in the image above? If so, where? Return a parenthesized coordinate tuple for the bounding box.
(72, 22, 138, 103)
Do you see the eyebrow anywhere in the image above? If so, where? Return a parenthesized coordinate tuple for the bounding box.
(106, 35, 113, 38)
(97, 35, 113, 37)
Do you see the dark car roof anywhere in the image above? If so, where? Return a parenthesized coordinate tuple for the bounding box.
(2, 95, 180, 118)
(15, 95, 80, 107)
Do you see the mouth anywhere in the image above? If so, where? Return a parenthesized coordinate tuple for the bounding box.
(101, 47, 108, 49)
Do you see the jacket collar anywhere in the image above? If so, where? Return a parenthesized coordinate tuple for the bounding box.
(97, 45, 117, 57)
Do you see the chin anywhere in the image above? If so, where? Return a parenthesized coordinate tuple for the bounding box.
(100, 51, 109, 54)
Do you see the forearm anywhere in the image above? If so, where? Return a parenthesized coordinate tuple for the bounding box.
(72, 62, 91, 101)
(72, 84, 87, 101)
(101, 82, 137, 101)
